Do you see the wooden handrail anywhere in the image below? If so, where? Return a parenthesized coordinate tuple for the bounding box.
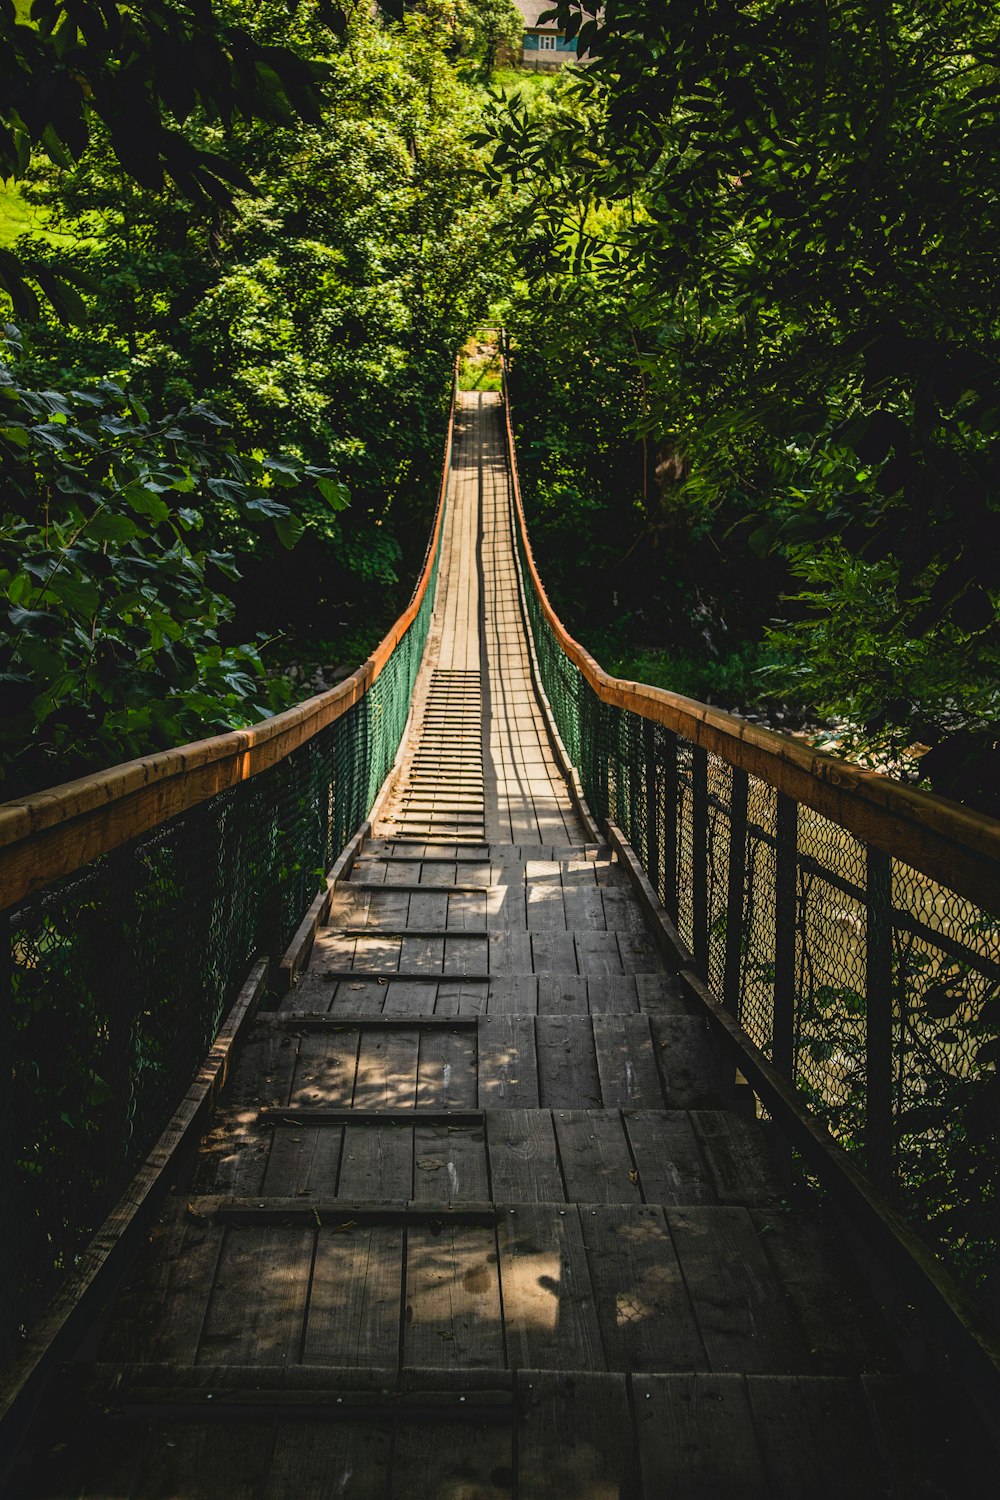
(502, 371, 1000, 916)
(0, 381, 457, 912)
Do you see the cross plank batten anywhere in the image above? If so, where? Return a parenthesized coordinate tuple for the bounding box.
(8, 390, 996, 1497)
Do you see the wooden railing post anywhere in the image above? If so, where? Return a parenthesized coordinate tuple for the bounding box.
(866, 847, 894, 1194)
(723, 768, 749, 1017)
(773, 793, 798, 1080)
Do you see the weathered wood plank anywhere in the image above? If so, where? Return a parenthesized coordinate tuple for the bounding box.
(535, 1016, 601, 1109)
(623, 1110, 717, 1206)
(581, 1206, 705, 1372)
(197, 1226, 313, 1365)
(497, 1206, 603, 1372)
(747, 1375, 887, 1500)
(412, 1124, 489, 1204)
(265, 1422, 393, 1500)
(689, 1112, 780, 1207)
(552, 1111, 640, 1205)
(592, 1014, 665, 1108)
(632, 1373, 769, 1500)
(667, 1207, 809, 1374)
(389, 1419, 513, 1500)
(404, 1225, 504, 1370)
(516, 1371, 639, 1500)
(304, 1226, 402, 1368)
(649, 1015, 726, 1106)
(337, 1124, 413, 1201)
(478, 1017, 539, 1107)
(486, 1109, 563, 1203)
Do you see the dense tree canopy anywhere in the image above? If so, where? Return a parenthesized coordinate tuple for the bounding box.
(1, 1, 507, 796)
(486, 0, 1000, 804)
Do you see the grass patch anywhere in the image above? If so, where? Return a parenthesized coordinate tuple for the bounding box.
(492, 67, 559, 99)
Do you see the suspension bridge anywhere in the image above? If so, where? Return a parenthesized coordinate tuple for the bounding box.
(1, 383, 998, 1495)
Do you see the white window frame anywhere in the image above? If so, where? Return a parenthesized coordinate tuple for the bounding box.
(537, 33, 558, 51)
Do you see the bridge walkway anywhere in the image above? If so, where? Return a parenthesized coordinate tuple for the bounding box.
(18, 394, 989, 1497)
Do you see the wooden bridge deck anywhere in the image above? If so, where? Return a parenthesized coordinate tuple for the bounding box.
(17, 394, 991, 1497)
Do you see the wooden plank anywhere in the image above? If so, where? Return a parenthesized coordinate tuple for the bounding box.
(485, 976, 538, 1015)
(486, 1109, 563, 1203)
(415, 1027, 478, 1109)
(434, 979, 490, 1016)
(406, 890, 450, 930)
(191, 1199, 496, 1227)
(261, 1124, 344, 1198)
(535, 1016, 601, 1109)
(581, 1206, 705, 1372)
(749, 1209, 896, 1373)
(262, 1108, 483, 1127)
(623, 1110, 717, 1206)
(304, 1225, 403, 1367)
(487, 930, 533, 975)
(635, 972, 692, 1016)
(265, 1422, 393, 1500)
(497, 1205, 603, 1372)
(667, 1207, 809, 1374)
(516, 1371, 639, 1500)
(105, 1207, 224, 1366)
(747, 1375, 888, 1500)
(478, 1017, 539, 1107)
(446, 889, 487, 930)
(290, 1030, 360, 1108)
(404, 1225, 504, 1370)
(552, 1111, 640, 1205)
(275, 1013, 478, 1032)
(397, 934, 444, 973)
(648, 1016, 726, 1106)
(413, 1124, 489, 1204)
(338, 1124, 414, 1201)
(689, 1113, 780, 1207)
(562, 886, 607, 931)
(535, 975, 589, 1015)
(389, 1419, 513, 1500)
(525, 882, 566, 930)
(613, 931, 665, 973)
(632, 1373, 769, 1499)
(574, 932, 625, 976)
(133, 1423, 275, 1500)
(592, 1015, 665, 1108)
(586, 977, 640, 1014)
(442, 933, 489, 975)
(530, 931, 578, 973)
(352, 1027, 420, 1111)
(197, 1225, 313, 1365)
(379, 979, 433, 1018)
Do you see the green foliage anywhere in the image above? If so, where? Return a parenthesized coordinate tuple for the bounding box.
(485, 0, 1000, 804)
(0, 327, 348, 796)
(2, 3, 508, 790)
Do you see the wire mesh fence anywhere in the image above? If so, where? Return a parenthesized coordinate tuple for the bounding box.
(515, 512, 1000, 1306)
(1, 495, 444, 1364)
